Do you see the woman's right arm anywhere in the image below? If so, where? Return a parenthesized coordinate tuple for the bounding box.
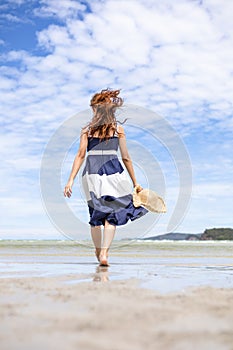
(64, 129, 88, 198)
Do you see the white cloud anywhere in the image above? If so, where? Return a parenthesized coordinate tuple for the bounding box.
(1, 13, 26, 23)
(1, 0, 232, 131)
(34, 0, 86, 19)
(192, 183, 233, 199)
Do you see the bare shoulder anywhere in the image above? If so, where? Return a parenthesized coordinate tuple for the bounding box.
(81, 127, 89, 137)
(117, 125, 126, 138)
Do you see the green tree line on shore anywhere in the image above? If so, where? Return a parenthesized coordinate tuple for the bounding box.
(200, 228, 233, 240)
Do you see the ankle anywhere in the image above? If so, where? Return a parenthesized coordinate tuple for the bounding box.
(100, 248, 108, 256)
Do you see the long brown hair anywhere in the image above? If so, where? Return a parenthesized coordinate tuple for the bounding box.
(86, 88, 123, 140)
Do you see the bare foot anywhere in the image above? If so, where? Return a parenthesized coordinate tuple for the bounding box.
(99, 248, 109, 266)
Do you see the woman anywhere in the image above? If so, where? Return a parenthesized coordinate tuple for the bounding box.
(64, 89, 148, 266)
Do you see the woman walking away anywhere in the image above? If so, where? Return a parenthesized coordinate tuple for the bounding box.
(64, 89, 148, 266)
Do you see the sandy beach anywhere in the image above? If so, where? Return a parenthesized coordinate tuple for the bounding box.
(0, 240, 233, 350)
(0, 276, 233, 350)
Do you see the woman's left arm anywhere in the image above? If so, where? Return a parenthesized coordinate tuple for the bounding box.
(64, 130, 88, 198)
(118, 125, 142, 192)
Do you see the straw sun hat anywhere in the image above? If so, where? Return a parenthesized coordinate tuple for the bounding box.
(133, 185, 166, 213)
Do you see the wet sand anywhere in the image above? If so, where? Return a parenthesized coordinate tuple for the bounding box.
(0, 240, 233, 349)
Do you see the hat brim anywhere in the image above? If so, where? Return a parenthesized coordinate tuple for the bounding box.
(133, 188, 166, 213)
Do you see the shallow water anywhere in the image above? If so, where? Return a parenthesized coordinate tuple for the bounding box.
(0, 240, 233, 293)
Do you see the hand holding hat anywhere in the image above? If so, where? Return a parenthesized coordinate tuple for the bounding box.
(133, 184, 166, 213)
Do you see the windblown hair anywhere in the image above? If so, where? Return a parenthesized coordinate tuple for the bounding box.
(86, 88, 124, 140)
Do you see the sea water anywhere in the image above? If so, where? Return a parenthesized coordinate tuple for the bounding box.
(0, 239, 232, 293)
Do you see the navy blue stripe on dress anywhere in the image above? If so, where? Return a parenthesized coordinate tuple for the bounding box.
(82, 136, 148, 226)
(83, 156, 124, 175)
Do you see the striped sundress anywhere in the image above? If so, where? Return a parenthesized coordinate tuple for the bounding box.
(82, 135, 148, 226)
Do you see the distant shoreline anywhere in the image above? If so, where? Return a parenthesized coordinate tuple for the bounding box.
(1, 227, 233, 242)
(142, 228, 233, 241)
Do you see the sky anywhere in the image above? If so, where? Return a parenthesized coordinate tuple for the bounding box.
(0, 0, 233, 240)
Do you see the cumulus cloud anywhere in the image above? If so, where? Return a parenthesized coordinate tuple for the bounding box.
(22, 3, 233, 128)
(2, 0, 233, 131)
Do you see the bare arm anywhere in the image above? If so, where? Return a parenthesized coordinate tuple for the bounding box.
(64, 129, 88, 198)
(118, 126, 142, 190)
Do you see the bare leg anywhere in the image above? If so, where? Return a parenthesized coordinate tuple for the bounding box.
(90, 226, 102, 261)
(99, 221, 116, 266)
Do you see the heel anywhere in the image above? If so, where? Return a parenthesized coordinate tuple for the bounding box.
(99, 249, 109, 266)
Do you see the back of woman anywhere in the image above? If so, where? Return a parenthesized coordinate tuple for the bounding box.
(64, 89, 147, 266)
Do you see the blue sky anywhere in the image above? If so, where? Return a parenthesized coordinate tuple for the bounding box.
(0, 0, 233, 240)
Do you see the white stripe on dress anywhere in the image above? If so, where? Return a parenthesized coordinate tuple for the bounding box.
(87, 150, 117, 155)
(82, 171, 132, 201)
